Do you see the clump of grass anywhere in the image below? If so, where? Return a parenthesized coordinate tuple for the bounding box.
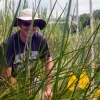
(0, 0, 100, 100)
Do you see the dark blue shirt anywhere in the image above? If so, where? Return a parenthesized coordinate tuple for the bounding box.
(0, 45, 1, 54)
(0, 45, 2, 65)
(6, 31, 51, 73)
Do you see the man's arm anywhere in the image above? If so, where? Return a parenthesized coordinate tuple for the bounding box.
(1, 67, 17, 87)
(44, 56, 53, 99)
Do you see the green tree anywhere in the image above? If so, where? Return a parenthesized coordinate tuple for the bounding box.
(79, 14, 90, 31)
(93, 10, 100, 20)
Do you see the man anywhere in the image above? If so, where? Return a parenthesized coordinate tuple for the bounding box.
(0, 45, 2, 66)
(1, 8, 53, 99)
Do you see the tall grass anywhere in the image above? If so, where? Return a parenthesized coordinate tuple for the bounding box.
(0, 0, 100, 100)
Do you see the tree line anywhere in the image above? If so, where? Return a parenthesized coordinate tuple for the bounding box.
(71, 9, 100, 33)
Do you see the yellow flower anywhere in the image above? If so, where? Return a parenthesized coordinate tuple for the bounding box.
(78, 70, 89, 89)
(67, 73, 77, 91)
(94, 89, 100, 100)
(67, 70, 90, 91)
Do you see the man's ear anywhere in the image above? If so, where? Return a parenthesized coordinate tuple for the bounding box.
(18, 20, 21, 27)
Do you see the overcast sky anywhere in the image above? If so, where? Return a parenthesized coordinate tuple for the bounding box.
(79, 0, 100, 15)
(0, 0, 100, 16)
(40, 0, 100, 15)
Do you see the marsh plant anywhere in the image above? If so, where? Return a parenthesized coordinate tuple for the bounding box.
(0, 0, 100, 100)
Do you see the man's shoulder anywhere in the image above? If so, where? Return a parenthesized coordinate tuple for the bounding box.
(34, 31, 42, 37)
(10, 31, 19, 39)
(2, 31, 19, 45)
(7, 31, 19, 46)
(34, 31, 46, 40)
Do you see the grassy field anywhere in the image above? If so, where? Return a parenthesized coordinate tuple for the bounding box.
(0, 0, 100, 100)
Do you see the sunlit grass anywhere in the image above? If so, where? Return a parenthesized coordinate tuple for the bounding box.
(0, 0, 100, 100)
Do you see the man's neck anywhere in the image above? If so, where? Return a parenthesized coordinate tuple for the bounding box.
(19, 31, 30, 43)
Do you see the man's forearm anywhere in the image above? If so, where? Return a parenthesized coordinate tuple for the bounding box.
(45, 57, 53, 91)
(1, 67, 18, 88)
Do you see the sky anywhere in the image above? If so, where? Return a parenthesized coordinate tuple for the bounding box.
(79, 0, 100, 15)
(0, 0, 100, 16)
(30, 0, 100, 16)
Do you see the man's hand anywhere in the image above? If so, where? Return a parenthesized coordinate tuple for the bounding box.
(44, 57, 53, 100)
(10, 77, 18, 88)
(44, 89, 53, 100)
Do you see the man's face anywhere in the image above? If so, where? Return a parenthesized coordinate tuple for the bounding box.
(19, 20, 38, 38)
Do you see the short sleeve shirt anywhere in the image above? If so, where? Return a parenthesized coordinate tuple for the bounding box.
(6, 31, 51, 73)
(0, 45, 1, 54)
